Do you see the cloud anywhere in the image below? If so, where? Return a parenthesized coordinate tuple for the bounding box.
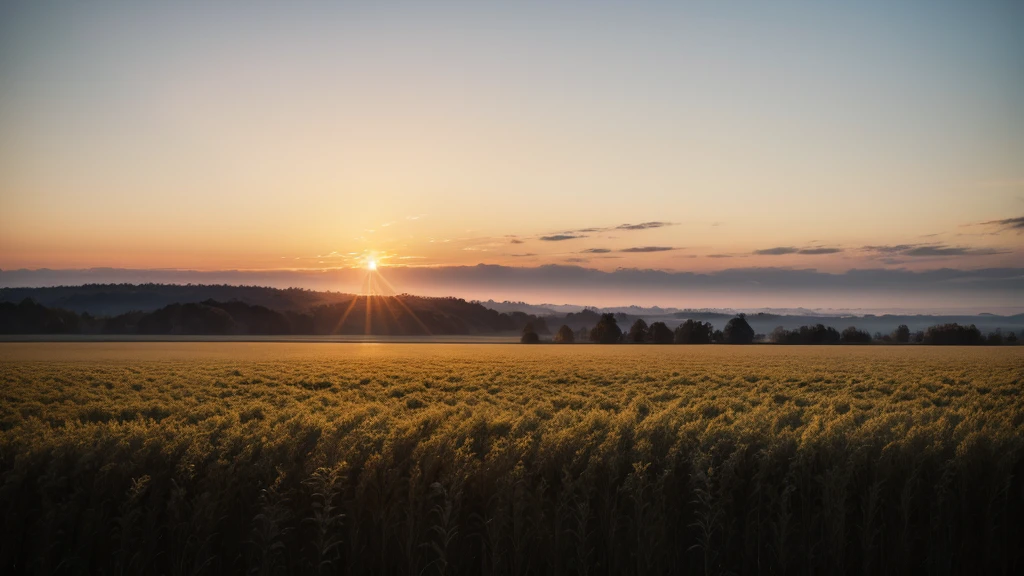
(5, 266, 1022, 311)
(509, 253, 537, 257)
(864, 244, 1010, 257)
(539, 234, 586, 242)
(552, 221, 675, 236)
(580, 248, 612, 253)
(980, 216, 1024, 231)
(616, 221, 674, 230)
(564, 257, 589, 263)
(619, 246, 676, 253)
(509, 239, 525, 244)
(707, 254, 734, 258)
(903, 245, 1009, 257)
(798, 247, 843, 255)
(753, 247, 799, 256)
(862, 245, 918, 254)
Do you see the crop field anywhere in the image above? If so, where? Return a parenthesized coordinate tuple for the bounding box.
(1, 343, 1022, 575)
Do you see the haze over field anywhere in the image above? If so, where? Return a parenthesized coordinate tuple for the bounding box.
(1, 1, 1022, 310)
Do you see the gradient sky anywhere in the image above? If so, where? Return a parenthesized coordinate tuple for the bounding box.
(1, 1, 1022, 304)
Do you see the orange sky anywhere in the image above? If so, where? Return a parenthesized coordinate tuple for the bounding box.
(1, 2, 1023, 279)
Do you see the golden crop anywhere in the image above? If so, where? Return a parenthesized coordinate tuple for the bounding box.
(1, 343, 1022, 575)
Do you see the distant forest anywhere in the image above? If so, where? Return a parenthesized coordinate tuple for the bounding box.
(526, 313, 1018, 346)
(0, 296, 549, 336)
(0, 284, 1020, 344)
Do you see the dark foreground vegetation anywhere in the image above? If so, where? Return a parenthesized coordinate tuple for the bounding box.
(0, 345, 1021, 575)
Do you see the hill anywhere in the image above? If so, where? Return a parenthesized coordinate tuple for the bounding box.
(0, 294, 548, 336)
(0, 283, 353, 316)
(3, 284, 1022, 338)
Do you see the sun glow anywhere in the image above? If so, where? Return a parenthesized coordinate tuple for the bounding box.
(367, 259, 377, 271)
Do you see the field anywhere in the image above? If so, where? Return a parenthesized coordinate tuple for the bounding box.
(1, 344, 1022, 575)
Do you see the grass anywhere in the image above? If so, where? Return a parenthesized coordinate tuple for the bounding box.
(1, 343, 1022, 575)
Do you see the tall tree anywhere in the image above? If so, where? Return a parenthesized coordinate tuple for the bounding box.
(648, 321, 674, 344)
(553, 324, 575, 344)
(590, 313, 623, 344)
(674, 319, 713, 344)
(521, 322, 540, 344)
(628, 319, 649, 343)
(722, 314, 755, 344)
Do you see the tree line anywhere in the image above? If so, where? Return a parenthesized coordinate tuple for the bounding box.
(0, 297, 548, 336)
(523, 313, 1019, 345)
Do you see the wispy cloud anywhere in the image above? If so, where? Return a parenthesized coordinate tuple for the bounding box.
(863, 244, 1010, 257)
(862, 245, 917, 254)
(509, 239, 525, 244)
(616, 221, 674, 230)
(980, 216, 1024, 232)
(707, 254, 734, 258)
(798, 247, 843, 255)
(540, 234, 586, 242)
(509, 253, 537, 257)
(619, 246, 676, 253)
(753, 247, 799, 256)
(551, 220, 676, 236)
(752, 246, 842, 256)
(903, 245, 1009, 257)
(580, 248, 612, 253)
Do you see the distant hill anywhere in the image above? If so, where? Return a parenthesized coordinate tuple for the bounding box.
(0, 283, 354, 315)
(2, 284, 1022, 338)
(0, 291, 549, 336)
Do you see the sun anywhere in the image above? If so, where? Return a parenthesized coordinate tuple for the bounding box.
(367, 258, 377, 271)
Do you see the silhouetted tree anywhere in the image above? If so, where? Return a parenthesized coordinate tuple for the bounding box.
(0, 299, 81, 334)
(648, 321, 674, 344)
(1008, 331, 1018, 345)
(841, 326, 872, 344)
(722, 315, 755, 344)
(893, 324, 911, 343)
(553, 324, 575, 344)
(590, 313, 623, 344)
(137, 302, 238, 335)
(986, 330, 1003, 345)
(575, 326, 590, 342)
(923, 323, 983, 345)
(521, 322, 540, 344)
(770, 324, 840, 344)
(628, 319, 649, 343)
(674, 319, 713, 344)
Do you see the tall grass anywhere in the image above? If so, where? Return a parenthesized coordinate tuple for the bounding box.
(0, 344, 1021, 575)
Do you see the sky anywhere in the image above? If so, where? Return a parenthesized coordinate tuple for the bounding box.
(1, 1, 1022, 309)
